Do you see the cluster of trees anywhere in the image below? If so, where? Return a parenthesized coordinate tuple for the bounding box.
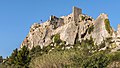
(0, 46, 30, 68)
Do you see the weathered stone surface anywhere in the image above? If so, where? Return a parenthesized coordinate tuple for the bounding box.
(117, 24, 120, 37)
(20, 7, 120, 51)
(111, 24, 120, 51)
(73, 6, 82, 22)
(21, 7, 82, 49)
(92, 13, 110, 45)
(52, 21, 78, 45)
(78, 14, 94, 42)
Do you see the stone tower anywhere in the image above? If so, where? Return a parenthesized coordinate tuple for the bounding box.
(73, 6, 82, 22)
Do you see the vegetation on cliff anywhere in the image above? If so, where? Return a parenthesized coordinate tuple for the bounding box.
(1, 35, 120, 68)
(0, 46, 30, 68)
(104, 19, 113, 35)
(88, 25, 94, 34)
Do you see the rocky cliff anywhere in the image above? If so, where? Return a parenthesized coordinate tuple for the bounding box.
(21, 6, 120, 51)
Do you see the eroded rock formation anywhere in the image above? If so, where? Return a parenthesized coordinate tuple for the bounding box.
(21, 7, 120, 51)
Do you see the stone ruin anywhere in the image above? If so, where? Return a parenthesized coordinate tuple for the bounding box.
(73, 6, 82, 22)
(20, 6, 120, 51)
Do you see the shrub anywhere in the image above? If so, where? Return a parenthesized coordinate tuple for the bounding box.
(81, 16, 85, 21)
(82, 51, 110, 68)
(109, 51, 120, 61)
(104, 19, 112, 35)
(53, 34, 62, 44)
(80, 37, 98, 55)
(29, 46, 43, 57)
(107, 51, 120, 67)
(88, 25, 94, 34)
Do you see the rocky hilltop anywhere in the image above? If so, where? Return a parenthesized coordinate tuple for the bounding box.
(2, 6, 120, 68)
(21, 6, 120, 52)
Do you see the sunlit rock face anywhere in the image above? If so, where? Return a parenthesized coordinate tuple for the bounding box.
(20, 6, 120, 51)
(21, 6, 82, 49)
(117, 24, 120, 37)
(112, 24, 120, 51)
(92, 13, 110, 45)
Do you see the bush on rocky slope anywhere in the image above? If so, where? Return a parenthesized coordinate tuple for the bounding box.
(1, 37, 120, 68)
(104, 19, 113, 35)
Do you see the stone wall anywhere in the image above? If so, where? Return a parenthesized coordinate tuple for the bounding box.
(73, 6, 82, 22)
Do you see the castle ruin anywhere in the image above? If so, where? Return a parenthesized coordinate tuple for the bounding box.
(72, 6, 82, 22)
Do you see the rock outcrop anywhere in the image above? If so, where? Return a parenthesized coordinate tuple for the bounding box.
(92, 13, 110, 45)
(21, 6, 120, 51)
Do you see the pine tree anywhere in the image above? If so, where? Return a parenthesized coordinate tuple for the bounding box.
(16, 46, 31, 67)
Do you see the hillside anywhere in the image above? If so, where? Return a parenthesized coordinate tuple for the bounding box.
(1, 6, 120, 68)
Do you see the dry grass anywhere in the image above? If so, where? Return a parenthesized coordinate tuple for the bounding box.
(29, 50, 76, 68)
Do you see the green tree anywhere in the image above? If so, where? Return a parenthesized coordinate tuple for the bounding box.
(3, 46, 31, 68)
(16, 46, 31, 67)
(30, 45, 43, 57)
(53, 34, 62, 44)
(6, 48, 18, 65)
(0, 56, 3, 63)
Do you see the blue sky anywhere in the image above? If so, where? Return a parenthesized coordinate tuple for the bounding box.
(0, 0, 120, 58)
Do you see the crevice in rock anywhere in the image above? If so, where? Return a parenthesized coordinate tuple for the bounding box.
(43, 29, 48, 41)
(81, 29, 88, 38)
(74, 27, 79, 44)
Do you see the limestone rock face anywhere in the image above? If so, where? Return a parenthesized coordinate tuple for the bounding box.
(112, 24, 120, 51)
(53, 21, 78, 45)
(20, 7, 120, 51)
(78, 14, 94, 42)
(92, 13, 110, 45)
(117, 24, 120, 37)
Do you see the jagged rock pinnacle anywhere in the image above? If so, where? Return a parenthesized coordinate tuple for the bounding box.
(21, 7, 120, 51)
